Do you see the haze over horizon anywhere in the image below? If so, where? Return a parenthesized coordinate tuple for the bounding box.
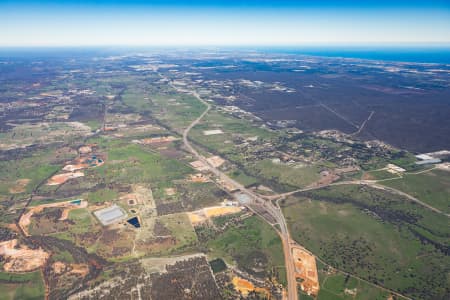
(1, 0, 450, 47)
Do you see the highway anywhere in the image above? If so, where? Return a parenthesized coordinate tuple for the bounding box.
(178, 87, 299, 300)
(172, 80, 448, 300)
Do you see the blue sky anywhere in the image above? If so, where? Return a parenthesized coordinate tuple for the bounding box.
(1, 1, 450, 46)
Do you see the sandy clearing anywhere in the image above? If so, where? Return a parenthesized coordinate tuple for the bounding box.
(204, 206, 242, 218)
(203, 129, 224, 136)
(187, 205, 243, 226)
(187, 212, 205, 225)
(0, 239, 49, 272)
(63, 164, 87, 172)
(189, 160, 209, 171)
(292, 246, 319, 296)
(46, 172, 84, 185)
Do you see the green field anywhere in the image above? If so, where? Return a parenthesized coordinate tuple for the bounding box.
(0, 148, 62, 196)
(251, 159, 320, 190)
(364, 169, 400, 180)
(150, 93, 207, 130)
(316, 261, 394, 300)
(206, 215, 286, 286)
(85, 139, 192, 186)
(0, 271, 45, 300)
(228, 170, 259, 187)
(380, 169, 450, 213)
(281, 185, 449, 300)
(189, 110, 276, 160)
(87, 188, 118, 204)
(156, 213, 198, 254)
(152, 181, 225, 209)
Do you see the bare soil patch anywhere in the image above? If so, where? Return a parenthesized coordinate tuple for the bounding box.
(292, 245, 319, 296)
(0, 239, 49, 272)
(46, 172, 84, 186)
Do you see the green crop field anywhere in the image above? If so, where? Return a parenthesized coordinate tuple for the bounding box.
(281, 185, 449, 300)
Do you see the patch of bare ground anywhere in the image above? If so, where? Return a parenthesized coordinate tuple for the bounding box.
(0, 239, 49, 272)
(232, 276, 270, 297)
(292, 244, 319, 297)
(187, 203, 244, 226)
(46, 172, 84, 186)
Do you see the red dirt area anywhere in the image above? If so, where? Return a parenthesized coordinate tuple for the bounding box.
(46, 172, 84, 186)
(232, 276, 270, 297)
(0, 239, 49, 272)
(52, 261, 89, 276)
(292, 246, 319, 296)
(6, 223, 20, 233)
(188, 173, 210, 183)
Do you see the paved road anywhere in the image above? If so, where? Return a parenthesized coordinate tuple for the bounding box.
(169, 80, 442, 300)
(176, 86, 299, 300)
(170, 81, 445, 300)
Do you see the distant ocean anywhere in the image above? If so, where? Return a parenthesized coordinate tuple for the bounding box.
(260, 46, 450, 64)
(2, 46, 450, 64)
